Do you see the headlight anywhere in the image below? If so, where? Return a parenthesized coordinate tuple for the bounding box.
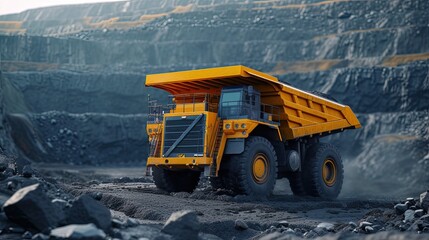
(149, 129, 153, 133)
(225, 123, 231, 129)
(241, 123, 246, 129)
(234, 123, 239, 129)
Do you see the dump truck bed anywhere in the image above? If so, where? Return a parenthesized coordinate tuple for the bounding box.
(146, 65, 361, 140)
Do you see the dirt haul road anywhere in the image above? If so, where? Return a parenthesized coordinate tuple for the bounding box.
(52, 166, 397, 240)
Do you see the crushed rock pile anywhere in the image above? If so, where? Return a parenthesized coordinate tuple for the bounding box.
(0, 156, 224, 239)
(252, 192, 429, 239)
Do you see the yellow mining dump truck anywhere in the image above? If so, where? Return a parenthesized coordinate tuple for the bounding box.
(145, 65, 360, 198)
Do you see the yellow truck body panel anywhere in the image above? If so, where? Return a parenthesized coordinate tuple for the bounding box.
(146, 65, 361, 140)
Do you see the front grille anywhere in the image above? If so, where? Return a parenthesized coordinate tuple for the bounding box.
(163, 115, 205, 157)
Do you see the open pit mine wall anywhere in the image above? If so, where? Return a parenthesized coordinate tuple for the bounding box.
(0, 72, 12, 154)
(0, 71, 28, 156)
(0, 76, 151, 165)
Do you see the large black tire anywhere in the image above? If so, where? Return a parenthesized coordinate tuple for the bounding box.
(209, 177, 225, 190)
(222, 136, 278, 196)
(302, 143, 344, 199)
(152, 167, 201, 193)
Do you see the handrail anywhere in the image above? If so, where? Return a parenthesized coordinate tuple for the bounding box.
(149, 122, 163, 157)
(208, 118, 221, 157)
(168, 93, 219, 113)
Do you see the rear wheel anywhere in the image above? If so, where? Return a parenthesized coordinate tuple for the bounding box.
(302, 143, 343, 199)
(152, 167, 200, 193)
(222, 136, 277, 196)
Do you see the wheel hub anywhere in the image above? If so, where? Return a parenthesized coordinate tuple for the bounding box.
(252, 154, 269, 184)
(322, 158, 336, 187)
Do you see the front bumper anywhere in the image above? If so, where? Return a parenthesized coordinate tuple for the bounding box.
(146, 156, 212, 167)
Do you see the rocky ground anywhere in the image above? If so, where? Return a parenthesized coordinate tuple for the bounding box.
(0, 156, 428, 240)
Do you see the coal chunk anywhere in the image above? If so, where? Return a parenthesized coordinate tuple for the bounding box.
(65, 194, 111, 232)
(22, 165, 33, 178)
(0, 157, 8, 171)
(234, 219, 249, 230)
(50, 223, 106, 240)
(394, 203, 408, 214)
(338, 11, 352, 19)
(415, 209, 424, 218)
(420, 191, 429, 211)
(404, 210, 415, 222)
(317, 222, 334, 231)
(2, 183, 64, 231)
(162, 210, 200, 240)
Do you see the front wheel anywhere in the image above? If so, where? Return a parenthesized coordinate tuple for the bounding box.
(303, 143, 344, 199)
(223, 136, 277, 196)
(152, 167, 200, 193)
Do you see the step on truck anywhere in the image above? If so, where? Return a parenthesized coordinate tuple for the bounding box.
(145, 65, 361, 198)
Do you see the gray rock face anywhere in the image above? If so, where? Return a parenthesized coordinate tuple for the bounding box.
(2, 183, 64, 231)
(0, 72, 24, 157)
(50, 223, 106, 240)
(162, 210, 200, 240)
(65, 194, 112, 232)
(347, 135, 429, 197)
(6, 111, 148, 165)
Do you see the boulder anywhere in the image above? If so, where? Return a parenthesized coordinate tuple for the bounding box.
(2, 183, 64, 231)
(359, 221, 373, 229)
(420, 191, 429, 211)
(277, 220, 289, 228)
(394, 203, 408, 214)
(4, 168, 14, 177)
(404, 210, 415, 222)
(22, 165, 33, 178)
(317, 222, 334, 231)
(338, 11, 352, 19)
(162, 210, 200, 240)
(234, 219, 249, 230)
(349, 222, 358, 228)
(50, 224, 106, 240)
(31, 233, 49, 240)
(415, 209, 424, 218)
(65, 194, 111, 232)
(0, 157, 8, 171)
(4, 175, 39, 191)
(365, 226, 375, 233)
(52, 198, 69, 210)
(111, 218, 125, 229)
(420, 214, 429, 222)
